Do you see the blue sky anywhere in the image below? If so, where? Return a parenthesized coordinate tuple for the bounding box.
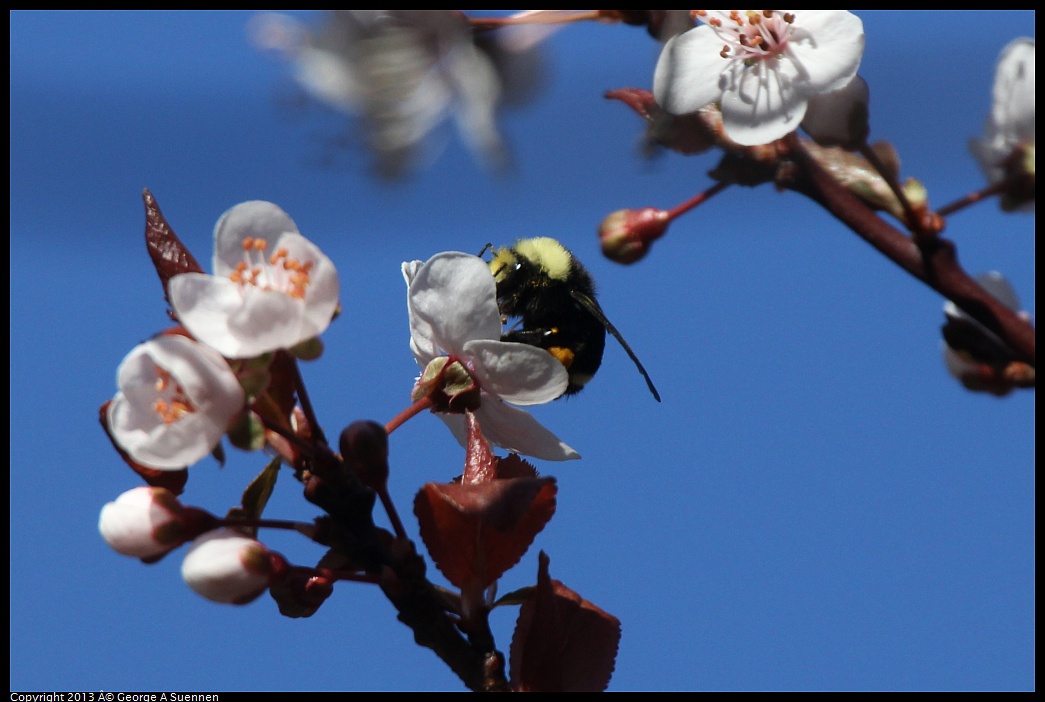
(10, 10, 1035, 692)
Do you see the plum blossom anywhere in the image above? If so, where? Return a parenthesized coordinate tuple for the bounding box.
(107, 334, 245, 470)
(181, 529, 276, 604)
(942, 272, 1033, 395)
(251, 11, 545, 178)
(969, 38, 1035, 212)
(168, 201, 339, 359)
(404, 252, 579, 461)
(98, 487, 201, 559)
(654, 10, 864, 146)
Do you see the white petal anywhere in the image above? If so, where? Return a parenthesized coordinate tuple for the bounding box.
(653, 26, 729, 115)
(719, 61, 808, 146)
(146, 335, 245, 416)
(992, 38, 1035, 144)
(169, 274, 257, 358)
(278, 232, 340, 341)
(473, 399, 580, 461)
(785, 10, 864, 95)
(942, 343, 978, 381)
(944, 271, 1021, 323)
(465, 339, 569, 405)
(107, 335, 244, 470)
(181, 529, 273, 604)
(98, 487, 182, 559)
(407, 252, 502, 357)
(439, 398, 580, 461)
(446, 43, 508, 167)
(802, 76, 869, 147)
(212, 201, 300, 276)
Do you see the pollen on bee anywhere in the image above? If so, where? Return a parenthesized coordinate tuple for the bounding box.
(547, 346, 575, 369)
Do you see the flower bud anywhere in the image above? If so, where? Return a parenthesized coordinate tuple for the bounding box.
(802, 76, 870, 151)
(269, 570, 335, 618)
(99, 486, 202, 560)
(340, 421, 389, 492)
(181, 528, 277, 604)
(599, 208, 669, 265)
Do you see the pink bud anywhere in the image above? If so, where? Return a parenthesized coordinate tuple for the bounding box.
(599, 208, 669, 264)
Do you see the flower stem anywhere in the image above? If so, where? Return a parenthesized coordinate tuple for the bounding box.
(666, 181, 730, 220)
(385, 394, 436, 435)
(221, 517, 318, 538)
(377, 487, 408, 542)
(283, 351, 327, 445)
(935, 180, 1007, 218)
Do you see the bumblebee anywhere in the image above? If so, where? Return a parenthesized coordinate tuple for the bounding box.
(486, 237, 660, 401)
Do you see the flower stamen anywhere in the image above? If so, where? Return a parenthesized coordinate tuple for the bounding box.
(152, 367, 195, 424)
(229, 237, 314, 299)
(699, 9, 795, 63)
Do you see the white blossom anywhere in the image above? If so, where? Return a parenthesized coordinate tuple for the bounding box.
(168, 201, 339, 359)
(404, 252, 579, 461)
(942, 272, 1030, 392)
(107, 334, 245, 470)
(251, 11, 543, 177)
(969, 38, 1035, 211)
(654, 10, 864, 146)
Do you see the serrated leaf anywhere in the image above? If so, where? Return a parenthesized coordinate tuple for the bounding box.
(414, 477, 557, 590)
(509, 552, 621, 692)
(141, 189, 204, 308)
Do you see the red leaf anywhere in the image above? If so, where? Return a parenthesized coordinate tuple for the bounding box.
(509, 552, 621, 692)
(604, 87, 658, 120)
(605, 87, 717, 155)
(142, 189, 204, 308)
(414, 477, 556, 590)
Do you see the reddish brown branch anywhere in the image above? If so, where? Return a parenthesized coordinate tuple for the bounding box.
(784, 138, 1035, 366)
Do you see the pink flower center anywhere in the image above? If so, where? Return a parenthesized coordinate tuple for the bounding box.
(228, 236, 315, 300)
(696, 10, 795, 64)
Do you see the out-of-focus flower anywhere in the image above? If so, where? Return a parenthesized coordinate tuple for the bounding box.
(801, 75, 870, 151)
(168, 201, 339, 359)
(969, 38, 1035, 212)
(181, 528, 276, 605)
(99, 486, 215, 560)
(942, 272, 1034, 396)
(404, 252, 579, 461)
(654, 10, 864, 146)
(251, 11, 545, 178)
(107, 334, 245, 470)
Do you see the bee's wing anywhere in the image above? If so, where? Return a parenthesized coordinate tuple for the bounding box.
(570, 289, 661, 402)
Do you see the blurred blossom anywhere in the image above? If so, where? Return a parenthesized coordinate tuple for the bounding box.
(168, 201, 339, 359)
(969, 38, 1035, 212)
(107, 335, 245, 470)
(99, 487, 190, 559)
(801, 75, 870, 151)
(181, 529, 276, 605)
(403, 252, 579, 461)
(942, 272, 1033, 395)
(654, 10, 864, 146)
(252, 10, 546, 178)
